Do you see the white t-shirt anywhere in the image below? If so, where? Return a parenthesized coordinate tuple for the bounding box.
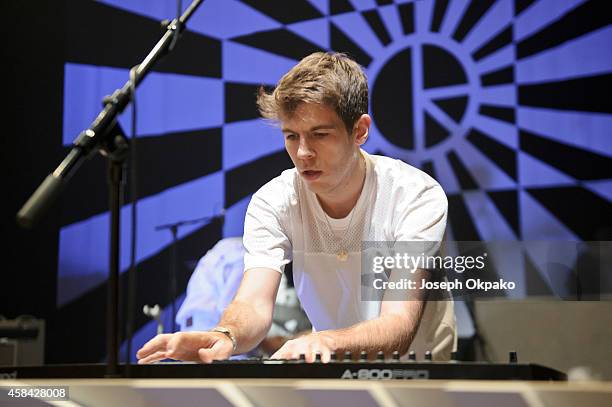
(243, 151, 456, 359)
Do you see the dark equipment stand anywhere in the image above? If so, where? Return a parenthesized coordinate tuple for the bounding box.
(104, 134, 129, 377)
(16, 0, 205, 378)
(155, 213, 225, 333)
(157, 223, 180, 334)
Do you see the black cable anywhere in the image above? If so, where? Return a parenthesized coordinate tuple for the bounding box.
(170, 0, 182, 334)
(125, 65, 139, 375)
(126, 0, 186, 369)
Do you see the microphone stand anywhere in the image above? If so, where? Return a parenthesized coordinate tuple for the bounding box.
(155, 212, 224, 333)
(16, 0, 206, 378)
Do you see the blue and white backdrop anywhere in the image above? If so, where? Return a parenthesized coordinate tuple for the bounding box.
(55, 0, 611, 361)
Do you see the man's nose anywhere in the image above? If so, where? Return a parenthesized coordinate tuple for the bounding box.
(297, 138, 315, 160)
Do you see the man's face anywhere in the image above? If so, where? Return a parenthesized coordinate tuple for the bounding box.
(281, 103, 366, 197)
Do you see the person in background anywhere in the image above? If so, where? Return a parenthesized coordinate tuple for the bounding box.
(176, 237, 310, 358)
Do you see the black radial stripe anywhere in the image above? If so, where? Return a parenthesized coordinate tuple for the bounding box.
(452, 0, 497, 43)
(376, 0, 394, 6)
(471, 25, 513, 62)
(480, 65, 514, 87)
(523, 252, 554, 297)
(526, 187, 612, 241)
(65, 0, 221, 78)
(486, 189, 520, 237)
(398, 2, 415, 36)
(451, 243, 506, 300)
(362, 10, 392, 46)
(541, 245, 588, 300)
(225, 83, 274, 123)
(423, 45, 468, 88)
(447, 194, 481, 240)
(519, 129, 612, 180)
(47, 220, 223, 363)
(466, 128, 517, 180)
(430, 0, 449, 33)
(330, 23, 373, 67)
(60, 127, 222, 226)
(225, 150, 294, 208)
(447, 150, 479, 190)
(433, 96, 468, 123)
(240, 0, 322, 24)
(331, 0, 355, 15)
(424, 111, 451, 147)
(231, 29, 323, 62)
(371, 48, 414, 149)
(517, 0, 611, 60)
(479, 104, 516, 124)
(514, 0, 537, 16)
(518, 73, 612, 114)
(421, 160, 438, 181)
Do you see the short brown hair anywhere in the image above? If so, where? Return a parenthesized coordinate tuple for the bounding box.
(257, 52, 368, 133)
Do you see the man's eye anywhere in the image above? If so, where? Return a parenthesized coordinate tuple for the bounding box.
(285, 134, 297, 140)
(313, 133, 328, 138)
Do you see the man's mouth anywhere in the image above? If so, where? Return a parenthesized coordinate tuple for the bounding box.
(301, 170, 322, 181)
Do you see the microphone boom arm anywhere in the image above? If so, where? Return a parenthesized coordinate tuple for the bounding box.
(16, 0, 205, 228)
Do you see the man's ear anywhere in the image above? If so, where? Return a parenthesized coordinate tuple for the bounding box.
(353, 114, 371, 146)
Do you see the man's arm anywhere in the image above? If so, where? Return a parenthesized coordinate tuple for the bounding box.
(209, 267, 281, 355)
(271, 269, 428, 363)
(137, 267, 280, 364)
(270, 300, 424, 362)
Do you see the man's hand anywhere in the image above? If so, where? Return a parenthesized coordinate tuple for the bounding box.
(136, 331, 233, 364)
(270, 332, 336, 363)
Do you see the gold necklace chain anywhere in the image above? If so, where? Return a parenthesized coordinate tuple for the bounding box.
(323, 204, 357, 262)
(321, 154, 366, 262)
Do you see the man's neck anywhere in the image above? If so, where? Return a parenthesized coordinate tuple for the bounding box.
(317, 151, 366, 219)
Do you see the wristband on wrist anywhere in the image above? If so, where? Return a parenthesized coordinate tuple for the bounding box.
(211, 326, 237, 351)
